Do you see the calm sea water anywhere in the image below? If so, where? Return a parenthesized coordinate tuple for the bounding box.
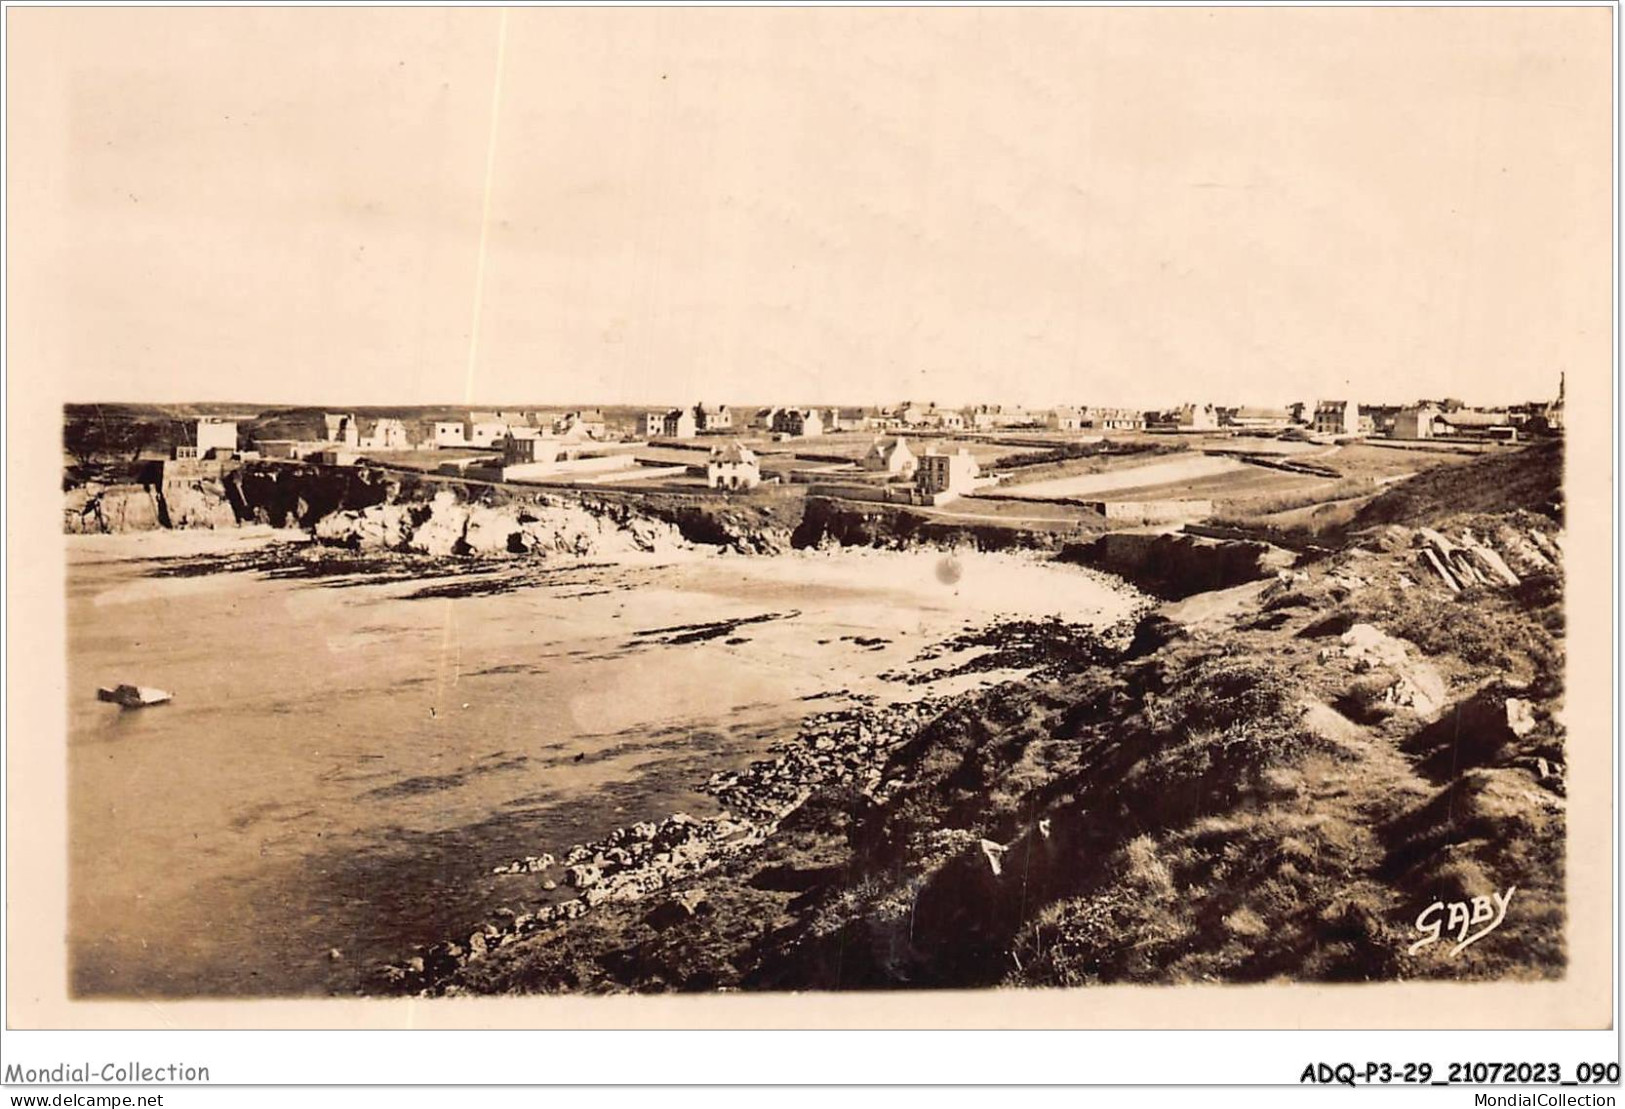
(66, 535, 1139, 997)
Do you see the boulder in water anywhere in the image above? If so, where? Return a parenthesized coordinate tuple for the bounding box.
(96, 684, 172, 709)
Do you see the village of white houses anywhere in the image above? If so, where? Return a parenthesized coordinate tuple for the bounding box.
(31, 6, 1603, 1002)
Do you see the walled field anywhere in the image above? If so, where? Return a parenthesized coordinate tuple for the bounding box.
(996, 454, 1250, 500)
(368, 449, 493, 473)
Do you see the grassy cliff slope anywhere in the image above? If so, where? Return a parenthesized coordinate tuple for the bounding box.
(427, 446, 1568, 992)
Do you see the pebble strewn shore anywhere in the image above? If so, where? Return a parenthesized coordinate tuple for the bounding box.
(373, 697, 947, 995)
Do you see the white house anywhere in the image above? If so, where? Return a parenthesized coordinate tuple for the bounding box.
(1082, 407, 1146, 431)
(1312, 401, 1360, 437)
(1174, 403, 1219, 431)
(693, 403, 733, 432)
(556, 410, 607, 439)
(433, 421, 470, 448)
(706, 441, 761, 490)
(772, 408, 824, 437)
(359, 418, 412, 451)
(662, 408, 698, 439)
(1047, 406, 1084, 431)
(829, 407, 874, 432)
(466, 413, 513, 447)
(1391, 404, 1439, 440)
(174, 418, 239, 460)
(324, 413, 361, 447)
(921, 407, 967, 431)
(915, 446, 981, 499)
(886, 402, 926, 427)
(861, 435, 918, 480)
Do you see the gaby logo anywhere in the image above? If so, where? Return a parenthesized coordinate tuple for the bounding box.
(1409, 886, 1516, 956)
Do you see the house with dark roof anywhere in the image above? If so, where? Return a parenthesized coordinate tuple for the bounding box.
(772, 408, 823, 437)
(829, 407, 875, 432)
(663, 408, 697, 438)
(915, 446, 981, 500)
(556, 410, 608, 439)
(358, 417, 412, 451)
(1312, 400, 1360, 437)
(861, 435, 918, 480)
(693, 403, 733, 432)
(1082, 406, 1146, 431)
(706, 441, 761, 489)
(1391, 404, 1440, 439)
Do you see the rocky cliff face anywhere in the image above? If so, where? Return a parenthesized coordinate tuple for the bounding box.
(227, 462, 397, 528)
(587, 490, 801, 554)
(64, 483, 163, 533)
(64, 461, 381, 535)
(159, 475, 241, 529)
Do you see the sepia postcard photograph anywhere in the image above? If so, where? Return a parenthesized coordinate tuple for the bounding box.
(3, 3, 1616, 1042)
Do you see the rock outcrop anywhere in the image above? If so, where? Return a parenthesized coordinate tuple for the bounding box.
(315, 489, 691, 559)
(159, 476, 240, 529)
(1064, 531, 1295, 599)
(64, 483, 163, 533)
(375, 697, 947, 995)
(65, 461, 706, 558)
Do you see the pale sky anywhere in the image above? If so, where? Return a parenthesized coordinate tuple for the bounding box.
(8, 7, 1610, 409)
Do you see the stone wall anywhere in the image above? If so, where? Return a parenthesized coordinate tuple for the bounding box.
(1084, 499, 1214, 523)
